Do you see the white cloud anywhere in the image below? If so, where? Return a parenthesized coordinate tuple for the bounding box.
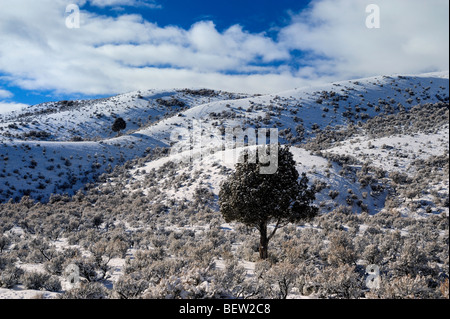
(279, 0, 449, 79)
(0, 0, 447, 98)
(0, 1, 296, 95)
(93, 21, 290, 73)
(0, 89, 13, 99)
(88, 0, 161, 9)
(0, 102, 29, 115)
(0, 87, 28, 114)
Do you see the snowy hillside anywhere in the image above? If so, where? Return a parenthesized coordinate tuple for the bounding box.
(0, 72, 448, 300)
(0, 72, 448, 203)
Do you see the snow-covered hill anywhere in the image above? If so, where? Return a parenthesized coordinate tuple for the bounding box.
(0, 71, 448, 210)
(0, 72, 448, 300)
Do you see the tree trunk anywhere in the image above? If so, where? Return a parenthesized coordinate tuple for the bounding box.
(259, 223, 269, 260)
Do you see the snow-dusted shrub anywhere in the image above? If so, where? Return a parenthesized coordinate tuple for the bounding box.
(0, 235, 11, 253)
(126, 256, 187, 287)
(434, 213, 449, 231)
(367, 275, 437, 299)
(113, 273, 149, 299)
(215, 259, 247, 298)
(392, 240, 433, 278)
(168, 235, 188, 256)
(93, 236, 129, 259)
(71, 258, 101, 283)
(282, 237, 322, 266)
(77, 229, 103, 249)
(389, 172, 410, 185)
(42, 276, 62, 292)
(363, 225, 382, 236)
(392, 216, 415, 230)
(205, 228, 227, 251)
(236, 238, 260, 262)
(375, 233, 401, 264)
(316, 264, 364, 299)
(184, 240, 216, 267)
(318, 218, 344, 236)
(356, 169, 373, 188)
(295, 261, 320, 296)
(328, 190, 339, 200)
(44, 254, 67, 276)
(66, 231, 83, 245)
(0, 253, 15, 270)
(60, 282, 109, 299)
(24, 238, 57, 263)
(143, 266, 220, 299)
(369, 209, 401, 229)
(22, 271, 61, 292)
(313, 179, 328, 193)
(0, 266, 24, 288)
(326, 231, 358, 267)
(124, 250, 157, 275)
(362, 244, 383, 266)
(265, 261, 299, 299)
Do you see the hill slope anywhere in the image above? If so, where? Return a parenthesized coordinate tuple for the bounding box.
(0, 72, 448, 208)
(0, 72, 448, 300)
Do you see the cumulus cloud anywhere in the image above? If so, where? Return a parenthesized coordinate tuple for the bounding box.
(279, 0, 449, 79)
(88, 0, 161, 9)
(0, 0, 299, 95)
(95, 21, 290, 73)
(0, 102, 29, 115)
(0, 89, 13, 99)
(0, 0, 447, 98)
(0, 87, 28, 114)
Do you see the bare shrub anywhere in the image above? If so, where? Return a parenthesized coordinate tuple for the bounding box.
(59, 282, 109, 299)
(316, 264, 364, 299)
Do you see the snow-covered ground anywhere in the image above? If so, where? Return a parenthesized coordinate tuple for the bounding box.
(327, 125, 449, 174)
(0, 71, 448, 299)
(1, 71, 448, 203)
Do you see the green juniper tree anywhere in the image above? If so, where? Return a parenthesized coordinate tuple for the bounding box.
(219, 145, 318, 260)
(112, 117, 127, 136)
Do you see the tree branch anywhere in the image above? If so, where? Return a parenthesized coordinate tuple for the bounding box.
(268, 217, 282, 241)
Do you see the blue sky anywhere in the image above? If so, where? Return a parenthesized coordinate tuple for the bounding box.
(0, 0, 448, 112)
(98, 0, 311, 34)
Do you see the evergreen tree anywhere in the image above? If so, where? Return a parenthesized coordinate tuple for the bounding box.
(112, 117, 127, 135)
(219, 145, 318, 259)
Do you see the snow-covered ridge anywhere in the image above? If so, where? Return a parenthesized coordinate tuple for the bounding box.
(0, 72, 448, 300)
(0, 72, 448, 203)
